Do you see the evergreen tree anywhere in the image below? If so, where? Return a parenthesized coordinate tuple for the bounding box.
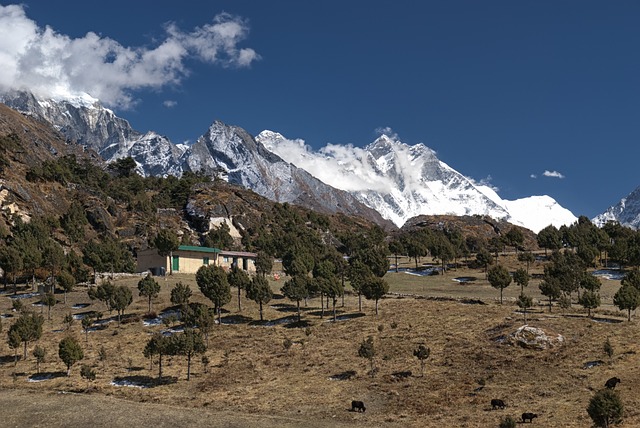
(246, 276, 273, 321)
(172, 329, 206, 381)
(475, 248, 494, 279)
(488, 265, 512, 304)
(182, 303, 215, 346)
(227, 266, 251, 312)
(361, 277, 389, 315)
(112, 285, 133, 324)
(254, 251, 273, 278)
(388, 238, 405, 273)
(0, 245, 23, 294)
(88, 280, 116, 312)
(517, 293, 533, 323)
(80, 364, 96, 389)
(579, 290, 601, 318)
(196, 265, 231, 324)
(587, 388, 623, 427)
(137, 274, 161, 312)
(43, 293, 57, 320)
(539, 278, 562, 312)
(613, 284, 640, 321)
(281, 275, 309, 322)
(57, 271, 76, 304)
(170, 282, 192, 308)
(348, 258, 373, 312)
(58, 336, 84, 376)
(33, 345, 45, 373)
(517, 251, 535, 273)
(153, 229, 180, 275)
(537, 225, 562, 256)
(513, 268, 529, 294)
(203, 222, 233, 250)
(143, 333, 171, 378)
(504, 226, 524, 253)
(358, 336, 376, 377)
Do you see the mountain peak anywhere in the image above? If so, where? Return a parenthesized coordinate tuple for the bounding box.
(593, 186, 640, 229)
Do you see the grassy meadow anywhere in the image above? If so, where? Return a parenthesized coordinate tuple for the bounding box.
(0, 253, 637, 427)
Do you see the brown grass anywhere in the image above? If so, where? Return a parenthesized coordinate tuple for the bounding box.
(0, 255, 637, 427)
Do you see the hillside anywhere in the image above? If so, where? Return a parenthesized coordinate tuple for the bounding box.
(0, 103, 385, 257)
(0, 259, 635, 428)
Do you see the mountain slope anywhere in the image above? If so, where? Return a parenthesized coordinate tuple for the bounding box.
(0, 91, 183, 178)
(593, 186, 640, 229)
(183, 121, 392, 226)
(1, 90, 577, 232)
(257, 131, 577, 233)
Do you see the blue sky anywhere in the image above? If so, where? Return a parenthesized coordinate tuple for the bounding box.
(2, 1, 640, 219)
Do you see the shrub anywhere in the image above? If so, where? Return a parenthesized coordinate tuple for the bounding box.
(587, 389, 623, 427)
(499, 415, 516, 428)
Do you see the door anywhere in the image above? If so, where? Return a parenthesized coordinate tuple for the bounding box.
(172, 255, 180, 272)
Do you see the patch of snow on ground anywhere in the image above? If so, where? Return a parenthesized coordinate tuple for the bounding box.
(592, 269, 625, 280)
(110, 379, 148, 388)
(8, 293, 39, 300)
(161, 326, 184, 336)
(72, 303, 90, 309)
(142, 309, 180, 327)
(28, 374, 54, 382)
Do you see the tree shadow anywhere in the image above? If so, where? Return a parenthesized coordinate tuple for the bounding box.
(249, 315, 298, 327)
(282, 319, 313, 329)
(28, 371, 67, 382)
(0, 355, 19, 365)
(329, 370, 357, 381)
(220, 314, 253, 325)
(111, 375, 177, 388)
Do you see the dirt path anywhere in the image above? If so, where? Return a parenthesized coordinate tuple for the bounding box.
(0, 388, 375, 428)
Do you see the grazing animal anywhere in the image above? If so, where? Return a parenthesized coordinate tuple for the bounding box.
(491, 399, 506, 410)
(605, 377, 621, 389)
(351, 400, 366, 412)
(521, 412, 538, 423)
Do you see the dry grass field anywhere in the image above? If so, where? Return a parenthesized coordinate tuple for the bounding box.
(0, 254, 638, 427)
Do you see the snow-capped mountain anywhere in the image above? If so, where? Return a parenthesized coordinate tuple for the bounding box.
(182, 121, 389, 224)
(256, 130, 577, 233)
(0, 91, 182, 178)
(0, 90, 577, 232)
(0, 91, 387, 225)
(593, 186, 640, 229)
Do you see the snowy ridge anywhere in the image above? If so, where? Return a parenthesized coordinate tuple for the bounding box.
(593, 186, 640, 229)
(1, 90, 578, 231)
(257, 130, 577, 233)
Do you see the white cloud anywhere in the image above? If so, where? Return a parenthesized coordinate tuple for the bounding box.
(530, 174, 537, 179)
(0, 5, 260, 108)
(543, 170, 565, 179)
(476, 175, 499, 192)
(260, 132, 399, 193)
(163, 100, 177, 108)
(375, 126, 398, 140)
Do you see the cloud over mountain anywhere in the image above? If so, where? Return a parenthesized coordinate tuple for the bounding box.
(0, 5, 259, 108)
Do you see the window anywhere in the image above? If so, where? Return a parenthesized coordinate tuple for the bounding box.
(223, 256, 229, 263)
(203, 257, 209, 265)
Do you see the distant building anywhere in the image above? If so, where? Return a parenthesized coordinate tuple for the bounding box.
(137, 245, 256, 275)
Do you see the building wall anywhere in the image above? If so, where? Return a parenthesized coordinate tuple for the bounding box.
(218, 254, 256, 273)
(172, 250, 218, 274)
(138, 248, 257, 275)
(136, 249, 168, 274)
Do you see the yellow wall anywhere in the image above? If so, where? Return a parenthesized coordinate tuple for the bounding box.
(138, 248, 257, 275)
(172, 250, 218, 274)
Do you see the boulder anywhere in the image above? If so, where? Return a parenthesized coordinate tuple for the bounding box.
(508, 325, 564, 350)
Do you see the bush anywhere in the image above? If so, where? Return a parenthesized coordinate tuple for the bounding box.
(587, 389, 623, 427)
(499, 415, 516, 428)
